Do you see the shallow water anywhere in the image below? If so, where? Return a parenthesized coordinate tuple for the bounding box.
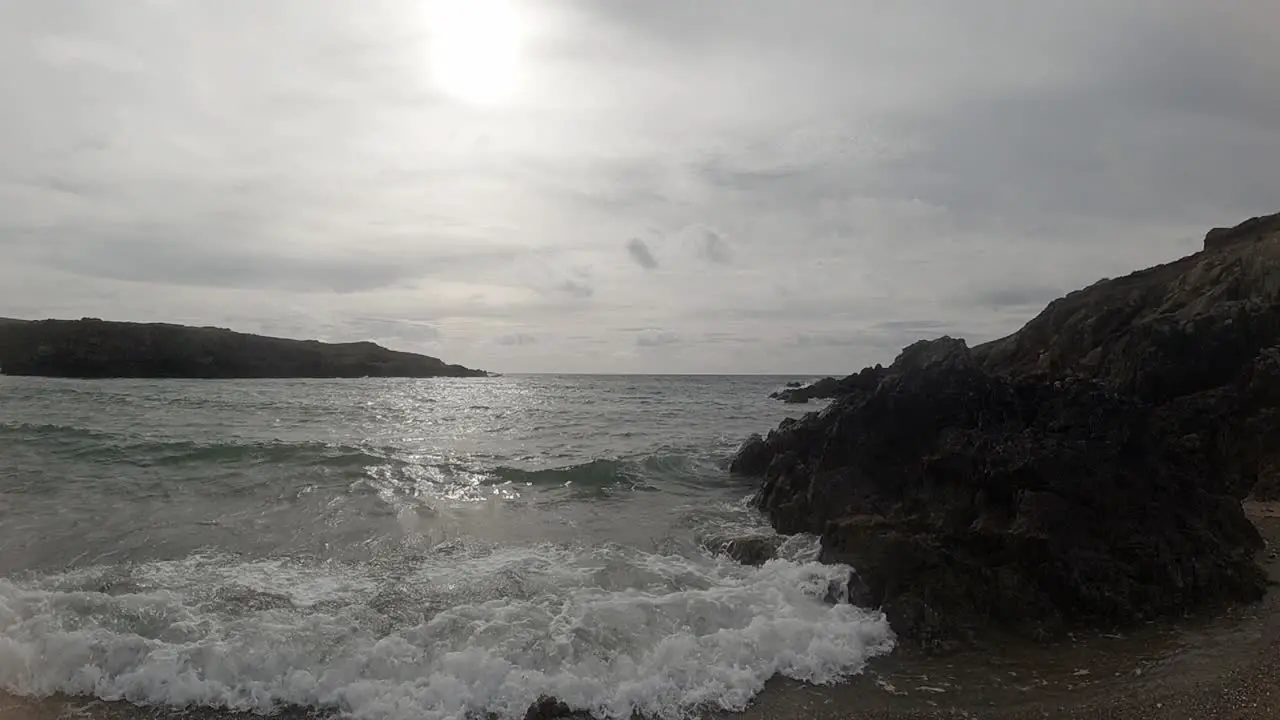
(0, 375, 893, 720)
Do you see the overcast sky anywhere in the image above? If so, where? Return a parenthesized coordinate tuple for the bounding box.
(2, 0, 1278, 373)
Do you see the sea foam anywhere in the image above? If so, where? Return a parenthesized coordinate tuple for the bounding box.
(0, 538, 894, 720)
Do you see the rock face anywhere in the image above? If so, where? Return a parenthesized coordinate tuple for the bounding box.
(719, 534, 785, 566)
(733, 212, 1280, 649)
(771, 370, 887, 404)
(772, 377, 840, 403)
(0, 318, 488, 379)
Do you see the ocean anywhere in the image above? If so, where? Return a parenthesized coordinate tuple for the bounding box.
(0, 375, 894, 720)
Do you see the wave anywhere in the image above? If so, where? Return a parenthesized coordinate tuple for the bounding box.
(0, 422, 389, 469)
(494, 458, 645, 490)
(2, 421, 743, 511)
(1, 423, 717, 483)
(0, 541, 894, 720)
(492, 453, 727, 492)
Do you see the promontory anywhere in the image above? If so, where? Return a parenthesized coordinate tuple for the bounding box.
(0, 318, 488, 379)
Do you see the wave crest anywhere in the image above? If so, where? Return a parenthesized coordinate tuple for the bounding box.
(0, 543, 894, 720)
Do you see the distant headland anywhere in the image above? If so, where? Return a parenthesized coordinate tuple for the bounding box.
(0, 318, 488, 379)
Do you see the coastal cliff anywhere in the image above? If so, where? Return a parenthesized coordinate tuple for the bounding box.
(0, 318, 488, 379)
(733, 212, 1280, 649)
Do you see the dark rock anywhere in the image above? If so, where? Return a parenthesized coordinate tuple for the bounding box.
(736, 212, 1280, 650)
(522, 696, 590, 720)
(1204, 213, 1280, 252)
(771, 376, 842, 403)
(973, 217, 1280, 405)
(729, 434, 772, 476)
(0, 318, 488, 379)
(769, 366, 889, 404)
(720, 534, 784, 566)
(1253, 465, 1280, 501)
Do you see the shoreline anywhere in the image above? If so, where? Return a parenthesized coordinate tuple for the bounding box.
(718, 501, 1280, 720)
(4, 504, 1278, 720)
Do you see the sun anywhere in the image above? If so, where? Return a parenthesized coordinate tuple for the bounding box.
(429, 0, 523, 105)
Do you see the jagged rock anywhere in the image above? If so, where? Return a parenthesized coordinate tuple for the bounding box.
(720, 534, 785, 566)
(770, 365, 889, 404)
(1204, 213, 1280, 252)
(728, 434, 772, 476)
(772, 376, 841, 403)
(733, 212, 1280, 650)
(521, 696, 590, 720)
(0, 318, 488, 379)
(974, 214, 1280, 403)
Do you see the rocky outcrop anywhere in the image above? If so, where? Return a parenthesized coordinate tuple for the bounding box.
(1203, 213, 1280, 253)
(771, 368, 887, 404)
(772, 377, 840, 403)
(973, 214, 1280, 403)
(518, 696, 592, 720)
(0, 318, 488, 379)
(719, 534, 785, 566)
(733, 212, 1280, 649)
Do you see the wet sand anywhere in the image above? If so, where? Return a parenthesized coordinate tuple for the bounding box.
(5, 503, 1279, 720)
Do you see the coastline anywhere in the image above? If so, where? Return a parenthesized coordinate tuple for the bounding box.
(2, 503, 1276, 720)
(719, 502, 1280, 720)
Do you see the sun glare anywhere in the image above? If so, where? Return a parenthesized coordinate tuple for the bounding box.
(429, 0, 523, 105)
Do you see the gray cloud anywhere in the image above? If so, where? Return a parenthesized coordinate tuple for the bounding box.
(698, 331, 755, 344)
(625, 238, 659, 270)
(794, 334, 862, 348)
(696, 229, 732, 264)
(342, 317, 442, 344)
(558, 279, 595, 299)
(635, 330, 681, 347)
(496, 333, 539, 347)
(968, 286, 1065, 311)
(870, 320, 951, 334)
(1, 1, 1277, 374)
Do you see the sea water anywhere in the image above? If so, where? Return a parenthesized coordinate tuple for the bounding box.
(0, 375, 893, 719)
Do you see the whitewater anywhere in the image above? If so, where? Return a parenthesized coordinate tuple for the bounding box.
(0, 375, 894, 720)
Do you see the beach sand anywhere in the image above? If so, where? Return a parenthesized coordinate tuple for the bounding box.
(4, 503, 1279, 720)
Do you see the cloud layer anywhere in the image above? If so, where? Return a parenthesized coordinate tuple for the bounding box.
(2, 0, 1278, 373)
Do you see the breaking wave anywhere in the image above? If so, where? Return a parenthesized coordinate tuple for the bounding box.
(0, 539, 894, 720)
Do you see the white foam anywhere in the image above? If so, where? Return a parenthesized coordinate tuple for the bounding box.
(0, 540, 894, 720)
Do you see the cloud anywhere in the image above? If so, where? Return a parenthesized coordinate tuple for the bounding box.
(1, 1, 1277, 373)
(558, 279, 595, 298)
(696, 228, 732, 264)
(496, 333, 539, 346)
(625, 238, 659, 270)
(341, 317, 442, 345)
(968, 286, 1065, 311)
(635, 329, 681, 347)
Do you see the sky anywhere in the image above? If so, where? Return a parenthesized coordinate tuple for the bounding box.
(2, 0, 1278, 374)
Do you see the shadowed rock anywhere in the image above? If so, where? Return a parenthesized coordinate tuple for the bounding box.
(720, 534, 785, 566)
(520, 696, 592, 720)
(728, 434, 772, 475)
(770, 366, 889, 404)
(771, 376, 840, 403)
(0, 318, 488, 379)
(733, 211, 1280, 650)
